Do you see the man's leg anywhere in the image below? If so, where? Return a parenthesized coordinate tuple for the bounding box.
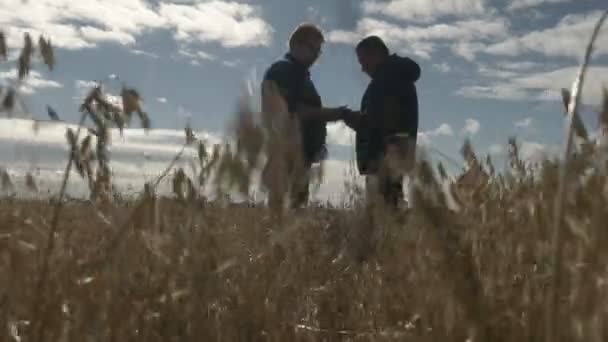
(290, 162, 311, 208)
(263, 153, 290, 211)
(381, 176, 404, 208)
(365, 169, 402, 207)
(365, 174, 379, 202)
(381, 135, 417, 209)
(402, 137, 417, 209)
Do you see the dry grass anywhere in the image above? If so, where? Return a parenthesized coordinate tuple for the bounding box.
(2, 11, 608, 341)
(1, 144, 608, 341)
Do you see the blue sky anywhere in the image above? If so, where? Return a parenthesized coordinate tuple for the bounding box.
(0, 0, 607, 199)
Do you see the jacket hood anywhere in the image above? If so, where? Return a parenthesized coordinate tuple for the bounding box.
(376, 54, 421, 83)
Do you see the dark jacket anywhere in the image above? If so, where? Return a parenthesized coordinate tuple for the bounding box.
(262, 54, 327, 165)
(356, 54, 421, 174)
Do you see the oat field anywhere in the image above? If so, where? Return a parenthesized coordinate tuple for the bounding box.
(1, 11, 608, 342)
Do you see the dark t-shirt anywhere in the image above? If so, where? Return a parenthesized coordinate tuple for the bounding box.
(262, 54, 327, 164)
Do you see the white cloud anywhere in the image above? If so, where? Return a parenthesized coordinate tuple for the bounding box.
(417, 132, 432, 146)
(328, 17, 508, 60)
(306, 5, 321, 21)
(314, 159, 364, 204)
(526, 9, 549, 20)
(458, 53, 607, 103)
(511, 65, 608, 105)
(21, 77, 63, 94)
(451, 41, 485, 61)
(455, 84, 529, 101)
(457, 63, 608, 104)
(327, 122, 355, 146)
(0, 117, 223, 197)
(484, 11, 608, 59)
(507, 0, 571, 11)
(519, 141, 549, 162)
(222, 60, 241, 68)
(0, 0, 272, 51)
(0, 118, 219, 156)
(159, 1, 273, 47)
(514, 117, 533, 128)
(326, 30, 360, 45)
(535, 89, 561, 102)
(362, 0, 487, 22)
(484, 39, 519, 57)
(0, 0, 166, 49)
(157, 97, 168, 104)
(433, 62, 451, 73)
(431, 123, 454, 136)
(416, 123, 455, 147)
(462, 119, 481, 135)
(2, 24, 88, 51)
(0, 118, 357, 204)
(497, 61, 542, 71)
(488, 144, 504, 155)
(0, 69, 63, 94)
(73, 80, 100, 102)
(130, 49, 160, 59)
(331, 17, 509, 43)
(75, 80, 98, 90)
(477, 63, 520, 79)
(79, 26, 136, 45)
(176, 49, 217, 66)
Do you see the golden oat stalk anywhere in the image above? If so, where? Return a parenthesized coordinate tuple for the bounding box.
(437, 161, 448, 180)
(560, 88, 588, 141)
(200, 143, 220, 186)
(185, 121, 196, 145)
(38, 35, 54, 71)
(597, 88, 608, 172)
(2, 87, 15, 110)
(67, 129, 94, 180)
(69, 133, 96, 190)
(91, 166, 112, 203)
(80, 85, 121, 128)
(0, 31, 6, 61)
(29, 111, 88, 342)
(601, 88, 608, 129)
(25, 172, 38, 192)
(77, 141, 187, 273)
(78, 83, 151, 201)
(545, 10, 608, 342)
(121, 87, 141, 114)
(0, 167, 14, 192)
(121, 87, 150, 130)
(172, 168, 196, 201)
(18, 33, 34, 80)
(485, 154, 495, 177)
(198, 139, 208, 164)
(507, 137, 526, 176)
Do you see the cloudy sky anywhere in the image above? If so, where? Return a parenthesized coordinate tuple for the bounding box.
(0, 0, 607, 200)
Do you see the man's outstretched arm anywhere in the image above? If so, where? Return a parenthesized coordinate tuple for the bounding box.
(261, 79, 349, 123)
(295, 104, 350, 123)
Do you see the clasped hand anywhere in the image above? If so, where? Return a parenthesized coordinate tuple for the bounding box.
(335, 106, 361, 130)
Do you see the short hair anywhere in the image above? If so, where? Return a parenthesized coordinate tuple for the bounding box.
(288, 23, 325, 49)
(356, 36, 389, 56)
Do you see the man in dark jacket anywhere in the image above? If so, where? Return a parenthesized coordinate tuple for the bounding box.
(344, 36, 421, 207)
(261, 23, 350, 209)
